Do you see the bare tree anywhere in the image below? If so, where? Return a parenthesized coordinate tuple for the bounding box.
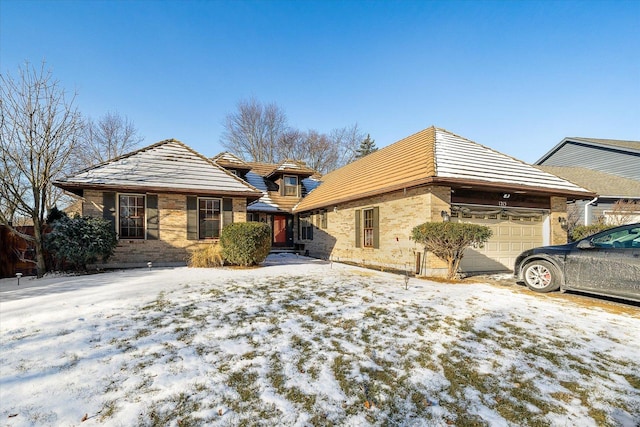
(329, 123, 365, 167)
(71, 112, 143, 171)
(221, 98, 288, 163)
(0, 62, 83, 277)
(607, 199, 640, 226)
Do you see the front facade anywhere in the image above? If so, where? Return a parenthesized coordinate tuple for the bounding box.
(535, 137, 640, 225)
(54, 140, 262, 267)
(293, 127, 594, 276)
(212, 152, 319, 249)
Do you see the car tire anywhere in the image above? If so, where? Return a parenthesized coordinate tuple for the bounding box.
(522, 260, 561, 293)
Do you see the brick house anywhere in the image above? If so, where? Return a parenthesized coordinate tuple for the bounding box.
(54, 140, 263, 267)
(292, 127, 595, 276)
(212, 152, 320, 249)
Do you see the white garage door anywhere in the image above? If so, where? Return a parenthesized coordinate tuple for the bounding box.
(452, 208, 546, 273)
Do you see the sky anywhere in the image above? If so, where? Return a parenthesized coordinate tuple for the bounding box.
(1, 0, 639, 164)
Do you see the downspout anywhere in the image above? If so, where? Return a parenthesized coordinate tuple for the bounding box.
(584, 197, 599, 226)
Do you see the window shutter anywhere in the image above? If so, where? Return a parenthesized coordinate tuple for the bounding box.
(103, 192, 116, 233)
(146, 194, 159, 240)
(187, 196, 197, 240)
(309, 219, 313, 240)
(373, 207, 380, 249)
(355, 209, 361, 248)
(223, 198, 233, 227)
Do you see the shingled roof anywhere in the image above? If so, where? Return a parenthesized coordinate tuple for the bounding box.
(559, 137, 640, 152)
(294, 126, 593, 212)
(55, 140, 262, 198)
(537, 166, 640, 198)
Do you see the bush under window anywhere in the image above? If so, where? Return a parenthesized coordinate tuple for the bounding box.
(220, 222, 271, 266)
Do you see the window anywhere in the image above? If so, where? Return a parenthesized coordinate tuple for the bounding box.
(318, 210, 327, 229)
(300, 215, 313, 240)
(283, 175, 299, 196)
(363, 208, 374, 247)
(247, 212, 259, 222)
(592, 226, 640, 249)
(119, 194, 145, 239)
(199, 198, 221, 239)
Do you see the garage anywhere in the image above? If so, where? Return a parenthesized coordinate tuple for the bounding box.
(451, 204, 547, 273)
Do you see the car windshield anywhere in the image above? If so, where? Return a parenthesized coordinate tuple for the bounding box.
(592, 226, 640, 248)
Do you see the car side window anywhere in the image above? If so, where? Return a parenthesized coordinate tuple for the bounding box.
(592, 226, 640, 249)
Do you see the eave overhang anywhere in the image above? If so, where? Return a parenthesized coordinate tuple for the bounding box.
(293, 177, 596, 213)
(53, 181, 263, 202)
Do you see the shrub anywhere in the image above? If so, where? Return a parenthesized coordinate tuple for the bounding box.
(570, 224, 614, 241)
(45, 216, 118, 271)
(411, 222, 493, 279)
(187, 243, 224, 268)
(220, 222, 271, 266)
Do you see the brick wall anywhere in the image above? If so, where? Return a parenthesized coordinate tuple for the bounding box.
(298, 185, 451, 276)
(82, 191, 247, 267)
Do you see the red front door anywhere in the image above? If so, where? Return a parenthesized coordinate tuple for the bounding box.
(273, 215, 287, 244)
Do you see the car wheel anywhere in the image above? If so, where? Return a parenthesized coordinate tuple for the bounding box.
(523, 260, 561, 293)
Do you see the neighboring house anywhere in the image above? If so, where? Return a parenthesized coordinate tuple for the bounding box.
(54, 140, 263, 267)
(293, 126, 595, 276)
(212, 152, 319, 249)
(535, 137, 640, 225)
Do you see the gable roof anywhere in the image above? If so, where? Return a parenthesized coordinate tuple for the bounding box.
(537, 166, 640, 198)
(536, 137, 640, 164)
(55, 140, 262, 198)
(294, 126, 593, 212)
(211, 152, 253, 171)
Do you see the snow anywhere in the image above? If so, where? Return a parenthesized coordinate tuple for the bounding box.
(1, 254, 639, 426)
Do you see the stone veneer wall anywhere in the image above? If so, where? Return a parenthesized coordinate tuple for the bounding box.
(298, 185, 451, 276)
(550, 196, 569, 245)
(82, 190, 247, 267)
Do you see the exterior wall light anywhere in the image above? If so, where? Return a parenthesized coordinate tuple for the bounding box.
(441, 210, 451, 222)
(558, 217, 568, 228)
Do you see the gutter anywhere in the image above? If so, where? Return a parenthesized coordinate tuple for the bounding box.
(584, 197, 599, 226)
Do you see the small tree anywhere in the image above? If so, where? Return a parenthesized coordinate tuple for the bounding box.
(355, 134, 377, 159)
(45, 216, 118, 271)
(220, 222, 271, 266)
(411, 222, 493, 279)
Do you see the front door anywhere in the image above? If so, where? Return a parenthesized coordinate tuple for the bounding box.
(273, 215, 287, 245)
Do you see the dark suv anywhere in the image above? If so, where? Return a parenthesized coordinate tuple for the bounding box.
(514, 223, 640, 303)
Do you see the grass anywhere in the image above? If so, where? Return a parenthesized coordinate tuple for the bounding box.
(4, 271, 638, 426)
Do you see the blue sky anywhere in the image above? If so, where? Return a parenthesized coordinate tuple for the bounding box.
(2, 0, 639, 163)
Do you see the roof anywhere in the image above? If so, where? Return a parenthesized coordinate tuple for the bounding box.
(211, 152, 253, 171)
(563, 137, 640, 152)
(294, 126, 593, 212)
(266, 160, 317, 178)
(537, 166, 640, 198)
(536, 137, 640, 164)
(55, 140, 262, 197)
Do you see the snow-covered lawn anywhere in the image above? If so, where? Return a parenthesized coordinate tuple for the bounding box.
(1, 255, 639, 427)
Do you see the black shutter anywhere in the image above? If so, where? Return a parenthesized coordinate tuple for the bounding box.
(373, 207, 380, 249)
(103, 192, 116, 233)
(355, 209, 361, 248)
(187, 196, 197, 240)
(146, 194, 159, 240)
(223, 198, 233, 227)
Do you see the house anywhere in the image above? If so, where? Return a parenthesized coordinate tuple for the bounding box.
(292, 126, 595, 276)
(535, 137, 640, 225)
(212, 152, 320, 249)
(54, 140, 263, 267)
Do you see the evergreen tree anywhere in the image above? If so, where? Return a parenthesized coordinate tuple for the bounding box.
(355, 134, 377, 159)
